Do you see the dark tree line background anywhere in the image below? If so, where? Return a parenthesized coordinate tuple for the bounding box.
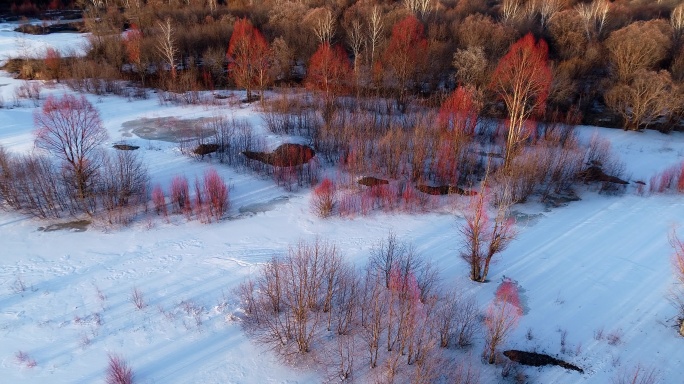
(4, 0, 684, 132)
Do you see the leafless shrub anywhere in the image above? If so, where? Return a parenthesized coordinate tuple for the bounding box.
(483, 287, 521, 364)
(99, 150, 149, 225)
(11, 275, 27, 294)
(170, 175, 191, 215)
(79, 333, 92, 348)
(459, 182, 517, 283)
(106, 354, 134, 384)
(15, 351, 37, 368)
(559, 328, 568, 354)
(237, 235, 485, 380)
(606, 329, 623, 346)
(180, 300, 204, 328)
(240, 240, 343, 357)
(131, 287, 146, 310)
(14, 80, 42, 106)
(434, 289, 480, 349)
(311, 178, 336, 218)
(322, 333, 358, 382)
(668, 229, 684, 336)
(612, 364, 660, 384)
(203, 168, 229, 220)
(594, 327, 604, 341)
(0, 150, 71, 218)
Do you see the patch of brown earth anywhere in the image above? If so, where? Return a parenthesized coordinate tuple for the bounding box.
(579, 166, 628, 185)
(243, 144, 316, 167)
(357, 177, 389, 187)
(416, 184, 477, 196)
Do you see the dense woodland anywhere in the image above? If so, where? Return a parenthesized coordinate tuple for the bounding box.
(4, 0, 684, 132)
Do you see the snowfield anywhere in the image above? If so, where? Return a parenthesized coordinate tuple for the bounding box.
(1, 30, 684, 384)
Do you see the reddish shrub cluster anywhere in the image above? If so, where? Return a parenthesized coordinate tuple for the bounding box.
(336, 182, 436, 217)
(494, 278, 524, 316)
(311, 178, 336, 218)
(106, 354, 134, 384)
(647, 161, 684, 194)
(151, 170, 229, 223)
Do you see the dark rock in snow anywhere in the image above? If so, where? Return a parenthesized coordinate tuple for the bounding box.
(416, 184, 477, 196)
(579, 166, 629, 185)
(357, 177, 389, 187)
(503, 350, 583, 373)
(243, 143, 315, 167)
(193, 143, 220, 156)
(113, 144, 140, 151)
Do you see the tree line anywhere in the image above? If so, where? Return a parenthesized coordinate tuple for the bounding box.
(10, 0, 684, 133)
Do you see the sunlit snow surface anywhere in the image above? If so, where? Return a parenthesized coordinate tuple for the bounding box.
(1, 28, 684, 383)
(0, 20, 88, 65)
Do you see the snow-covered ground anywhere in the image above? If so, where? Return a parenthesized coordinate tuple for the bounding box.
(0, 20, 88, 65)
(1, 30, 684, 383)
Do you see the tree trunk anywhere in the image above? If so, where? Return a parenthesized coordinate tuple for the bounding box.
(471, 260, 482, 282)
(480, 256, 493, 283)
(680, 320, 684, 337)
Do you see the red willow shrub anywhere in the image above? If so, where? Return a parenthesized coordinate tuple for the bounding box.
(311, 178, 336, 218)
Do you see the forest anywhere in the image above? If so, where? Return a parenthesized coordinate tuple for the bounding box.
(4, 0, 683, 132)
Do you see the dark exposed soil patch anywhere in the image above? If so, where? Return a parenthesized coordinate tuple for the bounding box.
(38, 220, 90, 233)
(113, 144, 139, 151)
(242, 143, 315, 167)
(416, 184, 477, 196)
(241, 94, 261, 103)
(14, 21, 83, 34)
(193, 143, 220, 156)
(503, 350, 583, 373)
(511, 211, 544, 226)
(357, 176, 389, 187)
(578, 166, 629, 185)
(543, 190, 581, 208)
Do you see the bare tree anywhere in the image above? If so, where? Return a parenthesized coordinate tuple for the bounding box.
(360, 268, 386, 368)
(434, 289, 481, 348)
(576, 0, 610, 40)
(537, 0, 561, 29)
(370, 232, 408, 289)
(241, 240, 344, 356)
(499, 0, 522, 25)
(605, 20, 672, 82)
(604, 70, 677, 131)
(309, 8, 336, 45)
(34, 94, 108, 202)
(490, 33, 552, 170)
(156, 18, 178, 80)
(100, 150, 148, 222)
(345, 19, 364, 76)
(365, 6, 384, 68)
(483, 290, 520, 364)
(453, 46, 489, 92)
(669, 229, 684, 337)
(673, 4, 684, 44)
(404, 0, 433, 19)
(459, 182, 516, 283)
